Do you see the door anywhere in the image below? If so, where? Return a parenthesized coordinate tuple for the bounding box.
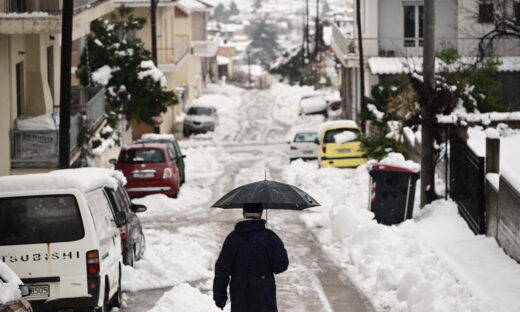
(15, 62, 24, 117)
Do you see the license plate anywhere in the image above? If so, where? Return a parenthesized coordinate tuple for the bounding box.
(303, 150, 314, 154)
(28, 284, 50, 299)
(132, 171, 155, 178)
(337, 148, 351, 153)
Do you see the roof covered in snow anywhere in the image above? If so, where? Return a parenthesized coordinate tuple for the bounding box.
(0, 168, 126, 194)
(369, 56, 520, 75)
(177, 0, 210, 13)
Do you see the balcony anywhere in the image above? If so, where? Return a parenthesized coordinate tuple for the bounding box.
(11, 87, 106, 169)
(158, 35, 190, 73)
(192, 36, 219, 57)
(0, 0, 115, 36)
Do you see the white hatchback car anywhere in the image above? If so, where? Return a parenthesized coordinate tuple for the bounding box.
(288, 130, 319, 161)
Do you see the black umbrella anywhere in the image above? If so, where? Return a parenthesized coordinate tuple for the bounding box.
(211, 180, 320, 210)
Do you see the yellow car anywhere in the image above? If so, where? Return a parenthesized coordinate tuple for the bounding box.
(318, 120, 367, 168)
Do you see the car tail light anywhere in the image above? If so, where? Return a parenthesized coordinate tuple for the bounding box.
(120, 224, 128, 242)
(290, 146, 298, 150)
(322, 145, 326, 153)
(86, 250, 100, 275)
(163, 168, 173, 179)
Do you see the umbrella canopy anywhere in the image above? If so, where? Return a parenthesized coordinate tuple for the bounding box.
(211, 180, 320, 210)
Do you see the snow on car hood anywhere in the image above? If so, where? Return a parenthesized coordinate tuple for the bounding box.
(0, 262, 23, 305)
(185, 115, 216, 123)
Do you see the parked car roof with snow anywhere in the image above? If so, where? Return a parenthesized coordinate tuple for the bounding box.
(318, 120, 359, 134)
(0, 168, 125, 194)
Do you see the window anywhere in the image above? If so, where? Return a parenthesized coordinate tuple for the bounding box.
(479, 3, 494, 23)
(323, 129, 360, 144)
(187, 106, 212, 116)
(293, 132, 318, 143)
(0, 195, 84, 245)
(123, 149, 165, 163)
(404, 4, 424, 47)
(15, 62, 24, 118)
(47, 46, 54, 103)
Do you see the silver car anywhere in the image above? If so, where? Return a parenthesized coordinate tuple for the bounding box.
(183, 106, 219, 137)
(288, 130, 319, 162)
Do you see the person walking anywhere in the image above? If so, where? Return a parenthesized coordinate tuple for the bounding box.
(213, 203, 289, 311)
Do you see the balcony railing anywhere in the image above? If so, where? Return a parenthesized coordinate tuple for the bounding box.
(11, 87, 106, 169)
(158, 35, 190, 72)
(192, 38, 219, 57)
(2, 0, 104, 15)
(331, 26, 520, 60)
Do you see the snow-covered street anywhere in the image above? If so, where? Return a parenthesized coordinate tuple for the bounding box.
(119, 83, 520, 312)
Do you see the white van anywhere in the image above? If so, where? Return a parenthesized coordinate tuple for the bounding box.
(0, 168, 126, 312)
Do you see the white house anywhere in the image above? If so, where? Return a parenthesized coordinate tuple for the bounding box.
(331, 0, 520, 123)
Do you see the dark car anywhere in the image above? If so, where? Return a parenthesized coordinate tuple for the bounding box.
(134, 134, 186, 185)
(113, 143, 181, 198)
(105, 184, 147, 266)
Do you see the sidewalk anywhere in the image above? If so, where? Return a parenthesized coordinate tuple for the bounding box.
(282, 157, 520, 312)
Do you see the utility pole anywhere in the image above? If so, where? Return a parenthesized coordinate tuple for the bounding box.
(355, 0, 366, 126)
(247, 50, 252, 89)
(151, 0, 158, 64)
(315, 0, 320, 58)
(305, 0, 309, 58)
(59, 0, 73, 169)
(421, 0, 437, 206)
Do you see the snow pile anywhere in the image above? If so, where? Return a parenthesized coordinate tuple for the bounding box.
(367, 104, 384, 120)
(148, 283, 229, 312)
(92, 65, 113, 86)
(16, 112, 59, 130)
(282, 158, 520, 311)
(0, 168, 123, 194)
(0, 262, 22, 305)
(122, 225, 220, 292)
(376, 152, 420, 172)
(138, 60, 167, 87)
(333, 130, 358, 145)
(141, 133, 176, 141)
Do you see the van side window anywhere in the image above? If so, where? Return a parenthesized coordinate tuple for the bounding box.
(0, 195, 84, 245)
(86, 190, 116, 239)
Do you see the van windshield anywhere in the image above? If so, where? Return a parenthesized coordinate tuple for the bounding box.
(0, 195, 84, 245)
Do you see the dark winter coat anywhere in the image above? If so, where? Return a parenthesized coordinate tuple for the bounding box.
(213, 219, 289, 312)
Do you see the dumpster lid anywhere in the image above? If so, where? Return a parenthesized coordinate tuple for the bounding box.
(370, 163, 420, 174)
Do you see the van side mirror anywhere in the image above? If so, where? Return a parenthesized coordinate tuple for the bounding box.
(109, 159, 117, 165)
(114, 211, 127, 227)
(314, 138, 320, 145)
(131, 204, 147, 213)
(19, 285, 30, 297)
(181, 155, 186, 159)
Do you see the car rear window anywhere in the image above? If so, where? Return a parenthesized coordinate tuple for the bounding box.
(123, 149, 165, 163)
(294, 132, 318, 143)
(0, 195, 84, 245)
(324, 128, 360, 143)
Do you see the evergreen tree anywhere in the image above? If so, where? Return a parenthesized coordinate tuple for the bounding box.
(77, 5, 178, 127)
(253, 0, 262, 10)
(322, 0, 331, 15)
(213, 3, 231, 23)
(229, 1, 239, 16)
(246, 17, 280, 65)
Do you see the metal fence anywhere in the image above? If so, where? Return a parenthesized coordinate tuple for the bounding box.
(11, 87, 106, 169)
(448, 126, 486, 234)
